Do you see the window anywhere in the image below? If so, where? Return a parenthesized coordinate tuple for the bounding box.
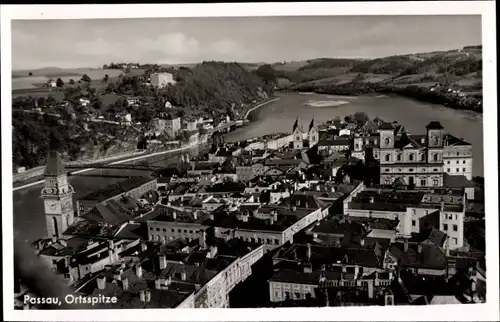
(385, 169, 390, 172)
(452, 237, 458, 245)
(447, 161, 450, 164)
(456, 168, 459, 173)
(397, 154, 401, 161)
(463, 160, 466, 164)
(409, 153, 414, 161)
(433, 137, 439, 145)
(150, 234, 154, 240)
(385, 154, 390, 162)
(189, 230, 193, 234)
(274, 239, 279, 245)
(163, 228, 166, 232)
(311, 136, 316, 141)
(184, 229, 187, 233)
(412, 209, 416, 215)
(150, 227, 153, 230)
(420, 179, 426, 186)
(156, 228, 160, 231)
(409, 168, 414, 172)
(433, 153, 438, 162)
(456, 161, 459, 164)
(385, 138, 390, 145)
(296, 136, 300, 141)
(412, 220, 416, 226)
(443, 224, 448, 231)
(453, 225, 458, 232)
(433, 179, 439, 186)
(463, 168, 466, 172)
(178, 229, 181, 233)
(171, 229, 175, 232)
(457, 152, 460, 156)
(420, 154, 425, 161)
(447, 169, 450, 172)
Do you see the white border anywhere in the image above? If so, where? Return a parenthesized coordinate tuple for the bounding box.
(1, 2, 497, 321)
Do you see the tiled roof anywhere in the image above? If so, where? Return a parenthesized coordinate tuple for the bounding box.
(389, 242, 446, 270)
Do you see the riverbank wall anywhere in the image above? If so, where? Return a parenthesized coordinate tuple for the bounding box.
(243, 97, 281, 119)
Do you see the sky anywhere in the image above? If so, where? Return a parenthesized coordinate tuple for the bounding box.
(11, 15, 481, 70)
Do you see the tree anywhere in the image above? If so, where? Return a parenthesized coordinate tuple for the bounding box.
(56, 78, 65, 88)
(81, 74, 92, 83)
(353, 112, 369, 126)
(69, 79, 75, 85)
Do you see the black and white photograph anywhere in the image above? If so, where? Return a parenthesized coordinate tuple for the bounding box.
(1, 2, 498, 321)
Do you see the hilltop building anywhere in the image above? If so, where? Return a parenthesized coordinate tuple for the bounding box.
(150, 72, 176, 88)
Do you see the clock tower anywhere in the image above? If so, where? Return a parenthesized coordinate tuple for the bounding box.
(41, 151, 75, 239)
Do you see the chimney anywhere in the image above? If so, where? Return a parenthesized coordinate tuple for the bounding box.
(145, 290, 151, 302)
(199, 230, 207, 249)
(303, 263, 313, 273)
(209, 246, 218, 258)
(108, 249, 114, 264)
(417, 243, 423, 254)
(368, 281, 374, 299)
(139, 290, 146, 302)
(360, 238, 365, 247)
(292, 206, 297, 212)
(421, 138, 425, 144)
(403, 239, 409, 253)
(141, 241, 147, 252)
(369, 196, 375, 203)
(60, 239, 67, 247)
(172, 211, 177, 220)
(193, 211, 198, 220)
(441, 201, 445, 211)
(122, 278, 129, 291)
(269, 216, 274, 225)
(108, 239, 114, 250)
(307, 243, 312, 261)
(159, 255, 167, 269)
(51, 236, 57, 244)
(155, 279, 161, 289)
(136, 264, 143, 278)
(97, 276, 106, 290)
(209, 214, 214, 220)
(181, 270, 187, 281)
(165, 276, 172, 287)
(316, 185, 320, 191)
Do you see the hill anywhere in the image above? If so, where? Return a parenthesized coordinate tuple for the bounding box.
(11, 61, 273, 170)
(260, 46, 483, 112)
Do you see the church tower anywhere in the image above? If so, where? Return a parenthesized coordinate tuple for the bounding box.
(292, 118, 304, 150)
(41, 151, 75, 239)
(308, 118, 319, 147)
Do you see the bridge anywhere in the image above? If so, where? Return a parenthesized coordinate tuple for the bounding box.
(207, 121, 242, 135)
(65, 163, 166, 172)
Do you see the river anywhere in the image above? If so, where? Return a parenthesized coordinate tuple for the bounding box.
(12, 92, 483, 285)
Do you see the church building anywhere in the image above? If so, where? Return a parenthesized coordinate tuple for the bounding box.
(292, 118, 318, 150)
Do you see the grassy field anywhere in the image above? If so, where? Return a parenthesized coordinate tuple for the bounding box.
(274, 46, 482, 92)
(12, 68, 125, 90)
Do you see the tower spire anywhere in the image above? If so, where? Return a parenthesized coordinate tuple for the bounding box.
(293, 117, 299, 133)
(45, 150, 66, 177)
(309, 118, 315, 132)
